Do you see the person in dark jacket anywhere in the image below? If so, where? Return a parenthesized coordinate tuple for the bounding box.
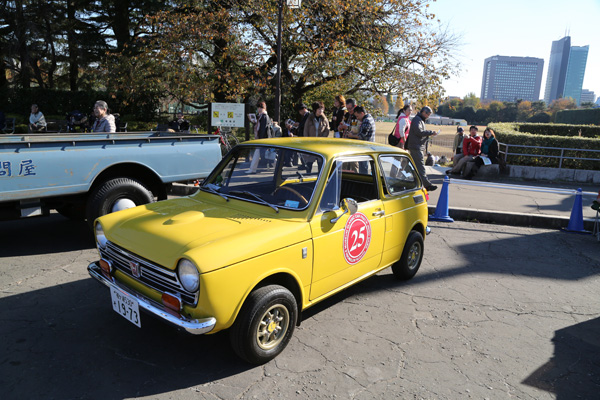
(464, 127, 499, 179)
(405, 106, 439, 191)
(293, 103, 310, 137)
(330, 95, 347, 138)
(169, 112, 190, 132)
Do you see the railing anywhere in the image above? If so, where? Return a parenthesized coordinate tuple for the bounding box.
(499, 143, 600, 169)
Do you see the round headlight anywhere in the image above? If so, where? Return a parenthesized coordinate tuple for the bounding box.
(95, 222, 107, 249)
(177, 259, 199, 292)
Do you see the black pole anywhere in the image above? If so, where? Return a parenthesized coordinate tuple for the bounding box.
(207, 103, 212, 134)
(274, 0, 283, 123)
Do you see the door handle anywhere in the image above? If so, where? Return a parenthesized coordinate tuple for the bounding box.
(372, 210, 385, 217)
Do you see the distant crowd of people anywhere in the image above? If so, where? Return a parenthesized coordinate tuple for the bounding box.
(243, 97, 441, 192)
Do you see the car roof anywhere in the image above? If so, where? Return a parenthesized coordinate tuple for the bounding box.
(241, 137, 407, 158)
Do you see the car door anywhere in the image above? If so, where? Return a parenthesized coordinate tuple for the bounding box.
(377, 154, 426, 266)
(309, 156, 386, 301)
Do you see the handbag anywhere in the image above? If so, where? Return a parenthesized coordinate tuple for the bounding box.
(387, 121, 400, 146)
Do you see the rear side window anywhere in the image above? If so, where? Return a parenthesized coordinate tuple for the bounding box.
(379, 155, 420, 194)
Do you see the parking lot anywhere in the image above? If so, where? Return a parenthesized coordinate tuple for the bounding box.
(1, 213, 599, 399)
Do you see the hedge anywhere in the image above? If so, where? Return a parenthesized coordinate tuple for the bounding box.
(490, 123, 600, 170)
(555, 108, 600, 125)
(515, 122, 600, 138)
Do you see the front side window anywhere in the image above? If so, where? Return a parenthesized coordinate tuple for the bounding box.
(379, 155, 420, 194)
(201, 145, 323, 210)
(318, 156, 379, 212)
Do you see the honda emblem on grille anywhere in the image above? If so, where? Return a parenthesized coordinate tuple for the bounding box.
(129, 261, 141, 278)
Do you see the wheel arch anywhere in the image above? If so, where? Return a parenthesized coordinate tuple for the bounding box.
(252, 272, 304, 326)
(411, 221, 426, 238)
(89, 162, 167, 200)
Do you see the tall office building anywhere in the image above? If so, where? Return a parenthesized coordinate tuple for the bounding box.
(480, 56, 544, 102)
(543, 36, 571, 104)
(563, 45, 589, 105)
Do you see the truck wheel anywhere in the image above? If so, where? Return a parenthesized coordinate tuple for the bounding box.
(86, 178, 154, 225)
(229, 285, 297, 364)
(392, 230, 424, 280)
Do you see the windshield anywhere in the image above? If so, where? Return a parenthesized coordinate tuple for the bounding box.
(202, 145, 324, 211)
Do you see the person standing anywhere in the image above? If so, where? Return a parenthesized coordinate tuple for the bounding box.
(349, 106, 376, 142)
(405, 106, 439, 191)
(305, 101, 330, 138)
(330, 95, 346, 138)
(304, 101, 330, 173)
(91, 101, 116, 133)
(293, 103, 310, 137)
(447, 125, 482, 176)
(169, 111, 190, 132)
(338, 98, 360, 138)
(29, 104, 47, 132)
(394, 104, 412, 148)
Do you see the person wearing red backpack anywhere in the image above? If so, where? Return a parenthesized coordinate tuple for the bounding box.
(394, 104, 412, 149)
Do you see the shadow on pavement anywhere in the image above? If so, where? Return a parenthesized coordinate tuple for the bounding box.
(522, 317, 600, 399)
(0, 213, 95, 257)
(0, 278, 252, 400)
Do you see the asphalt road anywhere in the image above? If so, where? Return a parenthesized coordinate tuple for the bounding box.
(1, 213, 599, 400)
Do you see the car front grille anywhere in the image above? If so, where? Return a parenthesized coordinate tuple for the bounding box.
(100, 241, 198, 305)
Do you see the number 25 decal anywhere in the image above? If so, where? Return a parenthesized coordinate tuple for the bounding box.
(343, 213, 371, 265)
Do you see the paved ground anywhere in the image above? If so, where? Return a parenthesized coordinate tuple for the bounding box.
(1, 213, 599, 400)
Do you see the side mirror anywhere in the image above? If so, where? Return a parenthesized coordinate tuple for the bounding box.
(330, 198, 358, 224)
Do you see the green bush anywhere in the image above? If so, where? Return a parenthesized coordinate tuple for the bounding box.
(515, 122, 600, 138)
(490, 123, 600, 170)
(555, 108, 600, 125)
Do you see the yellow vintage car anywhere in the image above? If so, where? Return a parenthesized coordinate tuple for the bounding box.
(88, 138, 430, 364)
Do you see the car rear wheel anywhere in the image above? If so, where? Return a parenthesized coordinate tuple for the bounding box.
(229, 285, 297, 364)
(392, 230, 424, 280)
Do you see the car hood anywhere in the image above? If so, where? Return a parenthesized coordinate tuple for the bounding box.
(101, 196, 311, 274)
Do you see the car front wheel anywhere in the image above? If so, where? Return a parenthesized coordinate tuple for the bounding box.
(229, 285, 297, 364)
(392, 230, 424, 280)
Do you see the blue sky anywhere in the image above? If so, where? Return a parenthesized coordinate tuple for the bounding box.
(428, 0, 600, 101)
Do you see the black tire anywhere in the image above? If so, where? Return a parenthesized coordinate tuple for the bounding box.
(229, 285, 297, 364)
(86, 177, 154, 227)
(392, 230, 424, 280)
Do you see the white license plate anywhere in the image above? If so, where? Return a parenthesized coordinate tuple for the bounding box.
(110, 287, 141, 328)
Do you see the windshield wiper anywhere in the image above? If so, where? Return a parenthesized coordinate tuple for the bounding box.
(199, 185, 229, 201)
(229, 190, 279, 213)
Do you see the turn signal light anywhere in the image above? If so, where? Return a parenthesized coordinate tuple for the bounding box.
(99, 259, 112, 274)
(162, 292, 182, 312)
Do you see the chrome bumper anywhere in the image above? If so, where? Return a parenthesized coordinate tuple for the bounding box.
(88, 261, 216, 335)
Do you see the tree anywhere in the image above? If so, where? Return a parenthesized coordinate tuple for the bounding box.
(463, 92, 480, 109)
(372, 95, 389, 116)
(548, 97, 577, 120)
(116, 0, 459, 119)
(394, 96, 404, 114)
(517, 100, 533, 122)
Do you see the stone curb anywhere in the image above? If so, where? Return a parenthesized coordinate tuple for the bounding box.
(428, 205, 597, 231)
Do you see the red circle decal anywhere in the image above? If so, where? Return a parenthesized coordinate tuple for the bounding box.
(343, 212, 372, 265)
